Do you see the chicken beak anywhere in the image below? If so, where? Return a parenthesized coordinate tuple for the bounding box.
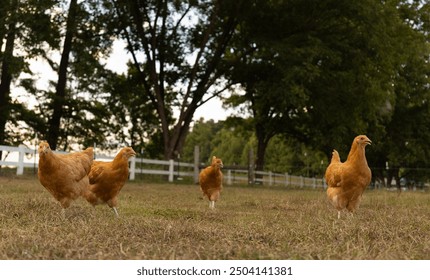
(366, 139, 372, 145)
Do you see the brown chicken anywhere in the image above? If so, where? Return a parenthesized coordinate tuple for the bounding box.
(37, 141, 94, 214)
(85, 147, 136, 217)
(199, 156, 223, 209)
(325, 135, 372, 219)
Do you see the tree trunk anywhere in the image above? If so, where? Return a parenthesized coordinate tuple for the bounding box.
(255, 133, 270, 173)
(0, 0, 18, 150)
(386, 168, 394, 188)
(254, 121, 272, 178)
(393, 167, 401, 190)
(165, 103, 196, 160)
(47, 0, 78, 150)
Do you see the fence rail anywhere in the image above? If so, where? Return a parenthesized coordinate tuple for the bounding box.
(0, 144, 325, 188)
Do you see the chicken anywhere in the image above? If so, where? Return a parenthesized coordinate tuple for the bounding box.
(325, 135, 372, 219)
(199, 156, 223, 209)
(85, 147, 136, 217)
(37, 141, 93, 215)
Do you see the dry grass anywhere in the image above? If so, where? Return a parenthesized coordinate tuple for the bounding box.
(0, 176, 429, 260)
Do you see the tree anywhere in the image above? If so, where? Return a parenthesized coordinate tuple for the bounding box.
(101, 64, 161, 157)
(17, 0, 117, 150)
(304, 0, 403, 152)
(1, 0, 59, 150)
(183, 118, 327, 176)
(181, 118, 223, 164)
(0, 0, 19, 148)
(182, 118, 255, 167)
(210, 126, 254, 167)
(369, 0, 430, 188)
(225, 0, 413, 173)
(112, 0, 248, 159)
(264, 136, 327, 176)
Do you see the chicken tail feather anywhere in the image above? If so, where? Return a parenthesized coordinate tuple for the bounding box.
(331, 149, 341, 163)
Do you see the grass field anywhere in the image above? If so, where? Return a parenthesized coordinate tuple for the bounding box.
(0, 176, 429, 260)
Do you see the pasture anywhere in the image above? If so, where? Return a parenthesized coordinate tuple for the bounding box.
(0, 176, 429, 260)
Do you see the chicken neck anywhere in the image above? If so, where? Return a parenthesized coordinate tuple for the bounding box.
(346, 143, 368, 167)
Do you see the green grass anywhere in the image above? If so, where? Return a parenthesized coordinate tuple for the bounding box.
(0, 176, 429, 260)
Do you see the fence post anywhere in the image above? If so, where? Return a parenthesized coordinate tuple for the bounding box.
(285, 173, 289, 187)
(194, 145, 200, 184)
(313, 177, 316, 188)
(129, 156, 136, 180)
(300, 176, 304, 188)
(227, 170, 232, 185)
(248, 148, 255, 185)
(17, 145, 25, 175)
(269, 171, 273, 186)
(168, 159, 174, 182)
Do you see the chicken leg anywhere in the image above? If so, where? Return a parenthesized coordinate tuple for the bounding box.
(112, 207, 119, 217)
(209, 201, 215, 209)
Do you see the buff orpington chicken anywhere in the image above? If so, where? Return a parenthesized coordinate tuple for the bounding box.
(37, 141, 94, 216)
(199, 156, 223, 209)
(325, 135, 372, 219)
(85, 147, 136, 217)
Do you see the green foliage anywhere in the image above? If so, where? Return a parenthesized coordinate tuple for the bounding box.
(264, 136, 327, 177)
(210, 127, 255, 167)
(181, 119, 223, 164)
(182, 119, 326, 176)
(222, 0, 430, 184)
(1, 0, 60, 146)
(365, 0, 430, 185)
(182, 119, 255, 167)
(224, 0, 405, 171)
(100, 66, 162, 155)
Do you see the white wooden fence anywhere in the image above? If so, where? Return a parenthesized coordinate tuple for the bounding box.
(0, 144, 326, 188)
